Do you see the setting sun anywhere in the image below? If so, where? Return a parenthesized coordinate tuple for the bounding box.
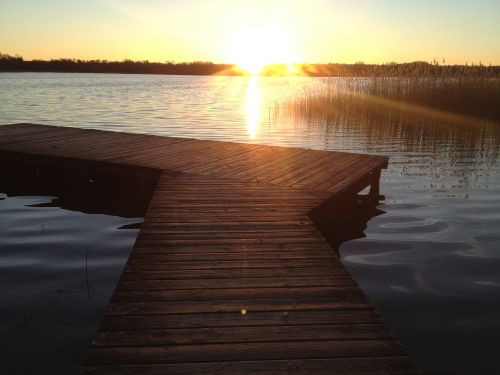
(227, 23, 299, 75)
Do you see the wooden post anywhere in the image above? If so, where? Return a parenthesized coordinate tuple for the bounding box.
(368, 169, 381, 199)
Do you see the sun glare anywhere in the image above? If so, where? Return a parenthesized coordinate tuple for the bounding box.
(227, 23, 299, 75)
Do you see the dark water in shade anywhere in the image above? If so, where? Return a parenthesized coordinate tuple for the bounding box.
(0, 193, 141, 374)
(0, 159, 158, 375)
(341, 191, 500, 374)
(1, 73, 500, 374)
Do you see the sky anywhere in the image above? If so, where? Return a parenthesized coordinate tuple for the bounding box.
(1, 0, 499, 65)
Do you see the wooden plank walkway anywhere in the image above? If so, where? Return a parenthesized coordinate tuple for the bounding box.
(0, 124, 385, 194)
(0, 124, 417, 374)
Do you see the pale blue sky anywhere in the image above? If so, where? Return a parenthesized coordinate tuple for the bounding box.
(1, 0, 499, 64)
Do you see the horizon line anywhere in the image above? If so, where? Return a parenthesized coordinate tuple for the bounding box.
(1, 54, 498, 68)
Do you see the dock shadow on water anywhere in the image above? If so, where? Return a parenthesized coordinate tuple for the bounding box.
(310, 192, 386, 253)
(0, 155, 158, 375)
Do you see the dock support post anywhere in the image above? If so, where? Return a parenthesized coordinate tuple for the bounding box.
(368, 169, 381, 200)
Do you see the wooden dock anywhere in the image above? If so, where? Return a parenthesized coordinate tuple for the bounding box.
(0, 124, 417, 374)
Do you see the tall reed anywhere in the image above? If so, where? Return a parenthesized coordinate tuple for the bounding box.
(275, 76, 500, 125)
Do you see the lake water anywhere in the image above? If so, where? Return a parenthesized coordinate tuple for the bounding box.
(0, 193, 141, 374)
(0, 158, 157, 375)
(1, 72, 500, 374)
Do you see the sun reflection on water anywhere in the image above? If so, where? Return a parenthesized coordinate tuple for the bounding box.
(245, 77, 261, 139)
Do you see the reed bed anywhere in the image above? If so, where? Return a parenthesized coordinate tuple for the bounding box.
(275, 75, 500, 126)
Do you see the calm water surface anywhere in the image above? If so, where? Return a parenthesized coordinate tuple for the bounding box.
(1, 73, 500, 374)
(0, 193, 141, 374)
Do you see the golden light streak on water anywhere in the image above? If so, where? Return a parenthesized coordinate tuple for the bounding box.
(245, 77, 261, 139)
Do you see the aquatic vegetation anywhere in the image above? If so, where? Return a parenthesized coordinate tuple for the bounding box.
(275, 74, 500, 125)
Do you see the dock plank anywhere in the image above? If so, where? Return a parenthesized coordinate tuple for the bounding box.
(82, 357, 417, 375)
(0, 123, 387, 193)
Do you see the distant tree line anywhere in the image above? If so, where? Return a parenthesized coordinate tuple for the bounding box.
(1, 53, 499, 77)
(0, 53, 234, 75)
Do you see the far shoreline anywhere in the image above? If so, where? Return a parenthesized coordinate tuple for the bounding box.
(1, 55, 499, 78)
